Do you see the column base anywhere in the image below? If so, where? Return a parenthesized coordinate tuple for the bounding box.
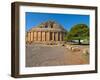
(26, 41, 66, 45)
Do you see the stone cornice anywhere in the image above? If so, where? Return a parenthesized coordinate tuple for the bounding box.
(28, 28, 66, 32)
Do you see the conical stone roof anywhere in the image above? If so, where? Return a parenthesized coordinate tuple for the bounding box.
(38, 20, 65, 30)
(29, 20, 67, 32)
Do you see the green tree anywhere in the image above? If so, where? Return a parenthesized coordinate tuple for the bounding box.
(64, 31, 68, 41)
(67, 24, 89, 44)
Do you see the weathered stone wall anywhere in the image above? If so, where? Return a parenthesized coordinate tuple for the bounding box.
(26, 30, 65, 44)
(26, 21, 66, 44)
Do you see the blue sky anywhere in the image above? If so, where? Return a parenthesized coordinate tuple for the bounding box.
(25, 12, 90, 31)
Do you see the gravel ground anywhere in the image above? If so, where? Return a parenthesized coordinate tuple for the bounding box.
(26, 44, 89, 67)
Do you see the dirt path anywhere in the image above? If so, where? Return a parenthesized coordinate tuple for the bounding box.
(26, 44, 89, 67)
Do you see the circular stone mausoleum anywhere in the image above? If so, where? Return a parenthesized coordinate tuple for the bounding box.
(26, 20, 66, 44)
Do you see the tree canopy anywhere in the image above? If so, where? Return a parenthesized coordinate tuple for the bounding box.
(67, 24, 89, 44)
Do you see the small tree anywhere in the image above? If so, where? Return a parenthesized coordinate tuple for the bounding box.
(64, 31, 68, 41)
(67, 24, 89, 44)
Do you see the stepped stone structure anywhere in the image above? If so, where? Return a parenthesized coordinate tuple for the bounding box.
(26, 20, 66, 44)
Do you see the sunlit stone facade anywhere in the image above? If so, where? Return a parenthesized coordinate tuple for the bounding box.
(26, 21, 66, 44)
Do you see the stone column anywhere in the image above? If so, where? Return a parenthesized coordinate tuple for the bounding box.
(56, 32, 59, 41)
(58, 32, 60, 41)
(45, 32, 48, 41)
(42, 31, 45, 41)
(28, 32, 31, 42)
(52, 32, 54, 41)
(41, 31, 42, 41)
(38, 31, 41, 41)
(46, 32, 50, 41)
(55, 32, 58, 41)
(34, 31, 37, 41)
(26, 32, 28, 42)
(60, 32, 62, 41)
(30, 32, 33, 42)
(45, 32, 46, 41)
(62, 32, 63, 41)
(33, 32, 34, 41)
(37, 32, 38, 41)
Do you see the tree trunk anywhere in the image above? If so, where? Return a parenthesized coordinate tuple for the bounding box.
(78, 39, 81, 44)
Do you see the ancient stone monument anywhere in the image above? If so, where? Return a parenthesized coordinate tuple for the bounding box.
(26, 20, 66, 44)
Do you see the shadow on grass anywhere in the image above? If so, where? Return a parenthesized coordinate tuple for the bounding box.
(72, 43, 89, 45)
(66, 42, 89, 45)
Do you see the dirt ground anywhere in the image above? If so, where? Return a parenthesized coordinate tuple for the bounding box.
(26, 43, 89, 67)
